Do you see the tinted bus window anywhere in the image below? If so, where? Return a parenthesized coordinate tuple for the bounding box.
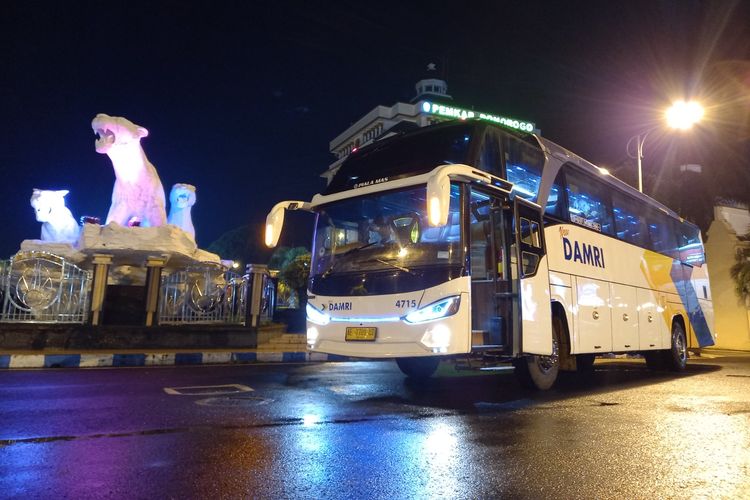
(612, 191, 650, 247)
(504, 135, 545, 202)
(646, 209, 679, 259)
(678, 221, 705, 266)
(325, 123, 476, 195)
(478, 130, 501, 177)
(545, 169, 567, 218)
(564, 167, 614, 235)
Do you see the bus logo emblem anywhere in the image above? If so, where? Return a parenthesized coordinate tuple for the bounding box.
(563, 237, 605, 269)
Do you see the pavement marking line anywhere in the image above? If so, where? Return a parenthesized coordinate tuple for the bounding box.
(163, 384, 254, 396)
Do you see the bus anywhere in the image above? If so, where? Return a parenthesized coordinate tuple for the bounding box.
(265, 120, 715, 390)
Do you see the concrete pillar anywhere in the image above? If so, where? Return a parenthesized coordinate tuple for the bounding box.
(144, 256, 168, 327)
(246, 264, 269, 328)
(90, 253, 113, 326)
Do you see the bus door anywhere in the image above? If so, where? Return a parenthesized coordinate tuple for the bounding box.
(514, 198, 552, 356)
(469, 188, 518, 353)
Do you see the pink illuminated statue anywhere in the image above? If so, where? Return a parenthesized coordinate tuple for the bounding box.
(30, 189, 80, 243)
(168, 183, 197, 240)
(92, 113, 167, 227)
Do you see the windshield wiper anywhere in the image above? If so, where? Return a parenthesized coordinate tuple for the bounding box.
(374, 258, 414, 275)
(321, 242, 379, 278)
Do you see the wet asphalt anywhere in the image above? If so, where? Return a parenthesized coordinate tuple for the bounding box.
(1, 353, 749, 499)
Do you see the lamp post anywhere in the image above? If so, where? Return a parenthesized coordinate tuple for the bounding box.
(627, 100, 704, 193)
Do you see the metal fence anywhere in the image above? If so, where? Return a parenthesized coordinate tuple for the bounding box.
(158, 262, 248, 325)
(1, 251, 92, 323)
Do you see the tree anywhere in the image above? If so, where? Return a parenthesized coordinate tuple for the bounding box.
(207, 224, 272, 266)
(730, 241, 750, 307)
(279, 253, 311, 309)
(268, 246, 309, 272)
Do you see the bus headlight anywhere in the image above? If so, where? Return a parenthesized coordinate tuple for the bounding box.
(306, 304, 330, 325)
(404, 296, 460, 324)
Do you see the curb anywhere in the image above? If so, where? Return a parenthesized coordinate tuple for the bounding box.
(0, 351, 357, 369)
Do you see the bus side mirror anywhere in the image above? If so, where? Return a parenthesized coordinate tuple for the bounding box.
(426, 172, 450, 227)
(265, 200, 312, 248)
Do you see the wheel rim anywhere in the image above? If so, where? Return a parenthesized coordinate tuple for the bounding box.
(674, 329, 687, 363)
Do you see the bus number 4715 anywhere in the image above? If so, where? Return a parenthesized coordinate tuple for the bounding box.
(395, 300, 417, 308)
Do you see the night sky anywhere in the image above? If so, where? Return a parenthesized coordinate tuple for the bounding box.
(2, 1, 749, 259)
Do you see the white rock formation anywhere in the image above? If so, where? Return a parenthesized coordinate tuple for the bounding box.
(168, 183, 196, 240)
(92, 113, 167, 228)
(29, 189, 80, 243)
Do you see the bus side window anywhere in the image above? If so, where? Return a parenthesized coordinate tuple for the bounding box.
(612, 191, 651, 247)
(503, 135, 545, 203)
(479, 130, 502, 177)
(564, 166, 614, 235)
(545, 169, 567, 218)
(678, 221, 704, 266)
(646, 210, 679, 259)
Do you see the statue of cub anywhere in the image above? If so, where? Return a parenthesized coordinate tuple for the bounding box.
(91, 113, 167, 227)
(30, 189, 80, 243)
(168, 183, 196, 240)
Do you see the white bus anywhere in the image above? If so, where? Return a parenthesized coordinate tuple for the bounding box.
(266, 120, 714, 390)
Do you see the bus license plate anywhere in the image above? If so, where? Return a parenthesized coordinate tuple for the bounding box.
(345, 327, 377, 341)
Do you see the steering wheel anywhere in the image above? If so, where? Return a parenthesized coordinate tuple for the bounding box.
(389, 212, 421, 244)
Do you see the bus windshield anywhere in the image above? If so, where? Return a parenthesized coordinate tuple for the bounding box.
(310, 185, 463, 295)
(324, 123, 476, 194)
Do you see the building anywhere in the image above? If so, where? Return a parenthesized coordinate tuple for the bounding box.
(324, 64, 537, 183)
(705, 203, 750, 350)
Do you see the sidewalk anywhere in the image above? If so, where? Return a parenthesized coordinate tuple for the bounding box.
(0, 333, 354, 369)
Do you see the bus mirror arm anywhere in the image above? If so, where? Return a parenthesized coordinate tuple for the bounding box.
(426, 171, 451, 227)
(426, 165, 513, 227)
(265, 200, 313, 248)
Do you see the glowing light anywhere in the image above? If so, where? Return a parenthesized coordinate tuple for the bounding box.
(306, 304, 330, 325)
(405, 296, 460, 324)
(307, 326, 319, 345)
(302, 414, 321, 427)
(265, 224, 274, 247)
(598, 167, 610, 175)
(666, 100, 704, 130)
(398, 247, 409, 258)
(421, 101, 535, 132)
(421, 324, 452, 348)
(428, 196, 441, 226)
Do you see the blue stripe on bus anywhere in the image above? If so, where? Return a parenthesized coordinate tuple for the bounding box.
(670, 262, 714, 347)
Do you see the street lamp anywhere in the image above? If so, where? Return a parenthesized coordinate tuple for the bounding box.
(627, 100, 704, 193)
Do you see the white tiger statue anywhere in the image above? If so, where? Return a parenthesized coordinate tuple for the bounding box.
(30, 189, 80, 243)
(91, 113, 167, 228)
(168, 183, 197, 240)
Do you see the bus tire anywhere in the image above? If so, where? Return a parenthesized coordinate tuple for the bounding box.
(396, 356, 440, 379)
(663, 321, 688, 372)
(513, 323, 560, 390)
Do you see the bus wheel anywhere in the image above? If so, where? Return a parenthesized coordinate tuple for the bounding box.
(663, 322, 688, 372)
(396, 356, 440, 379)
(513, 327, 560, 390)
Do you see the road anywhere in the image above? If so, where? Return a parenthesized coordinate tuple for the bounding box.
(1, 353, 749, 499)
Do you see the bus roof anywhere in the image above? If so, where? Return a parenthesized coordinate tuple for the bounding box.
(532, 134, 683, 221)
